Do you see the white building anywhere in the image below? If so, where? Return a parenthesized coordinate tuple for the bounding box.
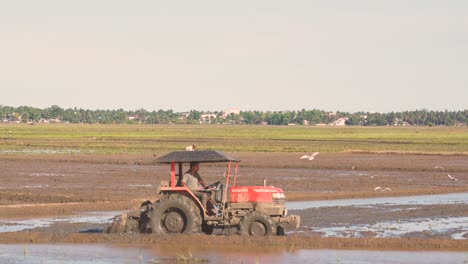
(222, 108, 240, 118)
(330, 118, 348, 126)
(200, 114, 217, 124)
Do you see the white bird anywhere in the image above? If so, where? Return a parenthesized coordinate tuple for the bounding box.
(447, 173, 458, 181)
(185, 145, 196, 151)
(433, 166, 445, 171)
(300, 152, 320, 160)
(374, 186, 392, 191)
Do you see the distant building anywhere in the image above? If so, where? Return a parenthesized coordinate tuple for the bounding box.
(178, 112, 190, 120)
(128, 115, 139, 121)
(303, 120, 310, 126)
(200, 114, 217, 124)
(331, 118, 348, 126)
(222, 108, 240, 118)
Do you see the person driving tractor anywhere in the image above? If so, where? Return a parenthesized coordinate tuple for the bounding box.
(181, 162, 209, 209)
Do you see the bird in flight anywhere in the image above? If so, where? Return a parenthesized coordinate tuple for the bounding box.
(447, 174, 458, 181)
(300, 152, 320, 160)
(374, 186, 392, 191)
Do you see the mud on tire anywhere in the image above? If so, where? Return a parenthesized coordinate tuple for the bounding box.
(239, 211, 275, 236)
(147, 194, 202, 235)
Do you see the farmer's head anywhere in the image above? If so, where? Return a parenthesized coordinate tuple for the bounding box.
(190, 162, 200, 172)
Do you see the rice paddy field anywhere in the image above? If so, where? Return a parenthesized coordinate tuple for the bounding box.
(0, 124, 467, 262)
(1, 124, 467, 154)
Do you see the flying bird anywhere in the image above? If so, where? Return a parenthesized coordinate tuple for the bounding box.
(374, 186, 392, 191)
(447, 173, 458, 181)
(300, 152, 320, 160)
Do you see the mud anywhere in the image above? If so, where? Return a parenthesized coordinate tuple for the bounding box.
(0, 152, 467, 251)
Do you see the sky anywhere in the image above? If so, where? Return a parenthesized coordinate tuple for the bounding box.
(0, 1, 467, 113)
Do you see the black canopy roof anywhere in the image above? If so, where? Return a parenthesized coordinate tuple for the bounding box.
(155, 150, 240, 163)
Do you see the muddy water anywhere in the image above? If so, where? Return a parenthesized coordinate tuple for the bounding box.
(289, 193, 468, 240)
(0, 244, 465, 264)
(287, 192, 468, 209)
(0, 211, 121, 233)
(306, 216, 468, 239)
(1, 193, 468, 239)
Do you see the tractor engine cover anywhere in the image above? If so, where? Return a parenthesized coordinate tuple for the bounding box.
(230, 186, 284, 203)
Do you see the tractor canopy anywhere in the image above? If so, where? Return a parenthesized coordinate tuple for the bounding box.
(155, 150, 240, 164)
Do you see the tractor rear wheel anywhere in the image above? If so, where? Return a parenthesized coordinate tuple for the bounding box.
(148, 194, 202, 235)
(239, 211, 275, 236)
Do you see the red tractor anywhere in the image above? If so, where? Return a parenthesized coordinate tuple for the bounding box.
(109, 150, 300, 236)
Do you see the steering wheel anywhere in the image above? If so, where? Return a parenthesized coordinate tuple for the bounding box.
(206, 181, 221, 189)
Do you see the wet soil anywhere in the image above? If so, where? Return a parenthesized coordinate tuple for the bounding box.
(0, 152, 467, 250)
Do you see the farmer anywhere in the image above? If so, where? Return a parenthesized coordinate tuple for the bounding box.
(181, 162, 209, 209)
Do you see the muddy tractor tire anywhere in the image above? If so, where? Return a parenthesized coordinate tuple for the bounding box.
(148, 194, 202, 235)
(239, 211, 276, 236)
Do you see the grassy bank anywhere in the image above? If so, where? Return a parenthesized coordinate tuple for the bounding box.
(0, 124, 467, 154)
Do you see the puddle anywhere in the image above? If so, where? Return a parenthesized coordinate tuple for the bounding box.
(0, 149, 92, 154)
(0, 244, 153, 264)
(0, 244, 465, 264)
(287, 192, 468, 210)
(29, 173, 70, 177)
(22, 185, 49, 189)
(0, 211, 122, 233)
(305, 216, 468, 239)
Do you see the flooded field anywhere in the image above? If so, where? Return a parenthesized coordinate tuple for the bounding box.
(0, 244, 466, 264)
(0, 151, 467, 263)
(287, 192, 468, 209)
(1, 193, 467, 242)
(0, 211, 118, 233)
(290, 193, 468, 240)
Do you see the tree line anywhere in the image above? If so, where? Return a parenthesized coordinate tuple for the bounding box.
(0, 105, 466, 126)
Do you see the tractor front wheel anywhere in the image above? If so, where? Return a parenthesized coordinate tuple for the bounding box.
(148, 194, 202, 235)
(239, 211, 275, 236)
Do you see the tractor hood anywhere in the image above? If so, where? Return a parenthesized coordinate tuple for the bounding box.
(155, 150, 240, 163)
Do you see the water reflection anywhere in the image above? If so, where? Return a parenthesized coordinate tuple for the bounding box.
(0, 244, 465, 264)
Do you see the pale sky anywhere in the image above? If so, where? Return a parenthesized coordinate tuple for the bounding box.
(0, 1, 467, 112)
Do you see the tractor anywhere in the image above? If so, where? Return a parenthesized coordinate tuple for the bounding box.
(108, 150, 300, 236)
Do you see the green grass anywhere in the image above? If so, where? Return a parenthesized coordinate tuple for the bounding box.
(0, 124, 467, 154)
